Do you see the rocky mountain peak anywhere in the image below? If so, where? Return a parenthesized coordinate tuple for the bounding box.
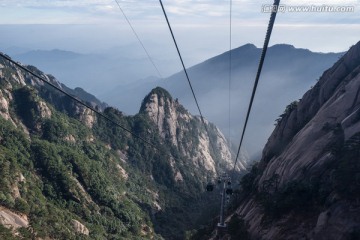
(140, 87, 245, 174)
(140, 87, 184, 146)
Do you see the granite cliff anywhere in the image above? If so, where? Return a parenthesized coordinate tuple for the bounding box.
(203, 42, 360, 240)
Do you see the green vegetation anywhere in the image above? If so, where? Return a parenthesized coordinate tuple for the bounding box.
(0, 225, 19, 240)
(0, 116, 155, 239)
(258, 180, 318, 220)
(239, 163, 259, 195)
(13, 87, 42, 129)
(275, 100, 298, 125)
(0, 60, 229, 239)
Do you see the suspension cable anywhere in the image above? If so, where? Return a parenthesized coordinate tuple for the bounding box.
(114, 0, 163, 79)
(228, 0, 233, 151)
(0, 52, 163, 152)
(233, 0, 281, 170)
(158, 0, 218, 154)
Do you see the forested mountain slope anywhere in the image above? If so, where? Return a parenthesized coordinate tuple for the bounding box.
(0, 55, 244, 239)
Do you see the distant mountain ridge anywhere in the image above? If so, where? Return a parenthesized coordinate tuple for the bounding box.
(116, 43, 343, 156)
(9, 48, 162, 96)
(15, 49, 83, 61)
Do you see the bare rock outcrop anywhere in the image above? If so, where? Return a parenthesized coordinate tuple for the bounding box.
(72, 219, 89, 235)
(0, 89, 11, 120)
(75, 105, 96, 128)
(0, 207, 29, 230)
(38, 101, 52, 119)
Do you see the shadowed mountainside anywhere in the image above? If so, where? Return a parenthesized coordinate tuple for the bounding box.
(201, 41, 360, 240)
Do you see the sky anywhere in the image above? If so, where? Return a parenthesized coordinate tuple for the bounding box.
(0, 0, 359, 64)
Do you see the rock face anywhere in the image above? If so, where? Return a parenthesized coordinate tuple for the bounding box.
(0, 207, 29, 230)
(38, 101, 52, 119)
(75, 105, 96, 128)
(72, 219, 89, 235)
(260, 42, 360, 187)
(0, 89, 11, 120)
(224, 41, 360, 239)
(140, 87, 246, 177)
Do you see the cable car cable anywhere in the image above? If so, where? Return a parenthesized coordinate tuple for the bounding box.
(114, 0, 163, 79)
(228, 0, 233, 153)
(233, 0, 281, 171)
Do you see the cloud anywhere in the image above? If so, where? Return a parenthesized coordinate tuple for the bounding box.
(0, 0, 116, 24)
(0, 0, 358, 56)
(0, 0, 237, 23)
(0, 0, 358, 25)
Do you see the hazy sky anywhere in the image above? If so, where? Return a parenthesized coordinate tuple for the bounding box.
(0, 0, 359, 69)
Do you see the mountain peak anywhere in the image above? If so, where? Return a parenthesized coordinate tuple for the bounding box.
(139, 87, 179, 138)
(270, 43, 296, 49)
(231, 43, 258, 53)
(149, 87, 173, 101)
(139, 87, 174, 113)
(239, 43, 257, 49)
(138, 86, 240, 174)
